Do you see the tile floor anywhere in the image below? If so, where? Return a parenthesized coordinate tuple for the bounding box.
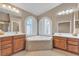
(12, 49, 78, 56)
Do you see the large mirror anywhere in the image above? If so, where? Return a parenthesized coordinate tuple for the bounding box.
(0, 10, 22, 33)
(0, 22, 10, 32)
(57, 13, 73, 33)
(0, 12, 11, 32)
(10, 17, 22, 33)
(13, 21, 19, 32)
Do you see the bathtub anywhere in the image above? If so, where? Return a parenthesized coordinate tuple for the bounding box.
(26, 36, 53, 51)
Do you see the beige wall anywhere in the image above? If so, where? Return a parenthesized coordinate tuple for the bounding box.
(38, 3, 78, 33)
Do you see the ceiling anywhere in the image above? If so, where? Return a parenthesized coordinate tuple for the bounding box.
(12, 3, 61, 16)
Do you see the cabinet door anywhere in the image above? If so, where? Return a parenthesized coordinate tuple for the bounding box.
(13, 38, 25, 53)
(67, 45, 79, 53)
(54, 37, 67, 50)
(59, 39, 67, 50)
(1, 44, 12, 56)
(54, 38, 60, 48)
(2, 47, 12, 56)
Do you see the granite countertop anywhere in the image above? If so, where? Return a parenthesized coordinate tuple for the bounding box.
(0, 32, 26, 38)
(53, 33, 79, 39)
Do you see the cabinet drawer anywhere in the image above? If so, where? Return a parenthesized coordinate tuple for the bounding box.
(54, 38, 60, 48)
(68, 41, 78, 45)
(53, 36, 59, 39)
(68, 38, 78, 42)
(2, 44, 12, 49)
(53, 36, 64, 39)
(2, 47, 12, 56)
(67, 45, 79, 53)
(13, 35, 25, 39)
(1, 37, 12, 45)
(13, 38, 25, 53)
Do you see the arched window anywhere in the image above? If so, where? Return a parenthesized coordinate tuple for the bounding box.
(26, 18, 32, 35)
(25, 16, 37, 36)
(39, 17, 52, 36)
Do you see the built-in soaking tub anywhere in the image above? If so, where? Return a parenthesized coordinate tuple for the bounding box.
(26, 36, 52, 51)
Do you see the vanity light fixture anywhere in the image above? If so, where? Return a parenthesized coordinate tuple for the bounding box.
(57, 9, 74, 16)
(2, 4, 20, 13)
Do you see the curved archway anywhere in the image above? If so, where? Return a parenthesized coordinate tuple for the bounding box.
(25, 16, 37, 36)
(39, 17, 52, 36)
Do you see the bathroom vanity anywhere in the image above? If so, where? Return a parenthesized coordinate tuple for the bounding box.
(53, 33, 79, 54)
(0, 33, 26, 56)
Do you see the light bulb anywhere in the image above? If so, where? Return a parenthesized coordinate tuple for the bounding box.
(61, 11, 65, 15)
(69, 9, 74, 13)
(16, 9, 20, 13)
(13, 7, 16, 10)
(57, 12, 62, 15)
(2, 4, 6, 8)
(65, 10, 69, 14)
(8, 5, 11, 9)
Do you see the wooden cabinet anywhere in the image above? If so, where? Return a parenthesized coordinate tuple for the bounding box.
(54, 38, 60, 48)
(1, 44, 12, 56)
(0, 35, 26, 56)
(68, 38, 78, 45)
(67, 38, 79, 53)
(53, 36, 67, 50)
(1, 37, 12, 45)
(53, 36, 79, 54)
(13, 35, 25, 53)
(0, 37, 13, 56)
(1, 37, 12, 56)
(67, 45, 78, 53)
